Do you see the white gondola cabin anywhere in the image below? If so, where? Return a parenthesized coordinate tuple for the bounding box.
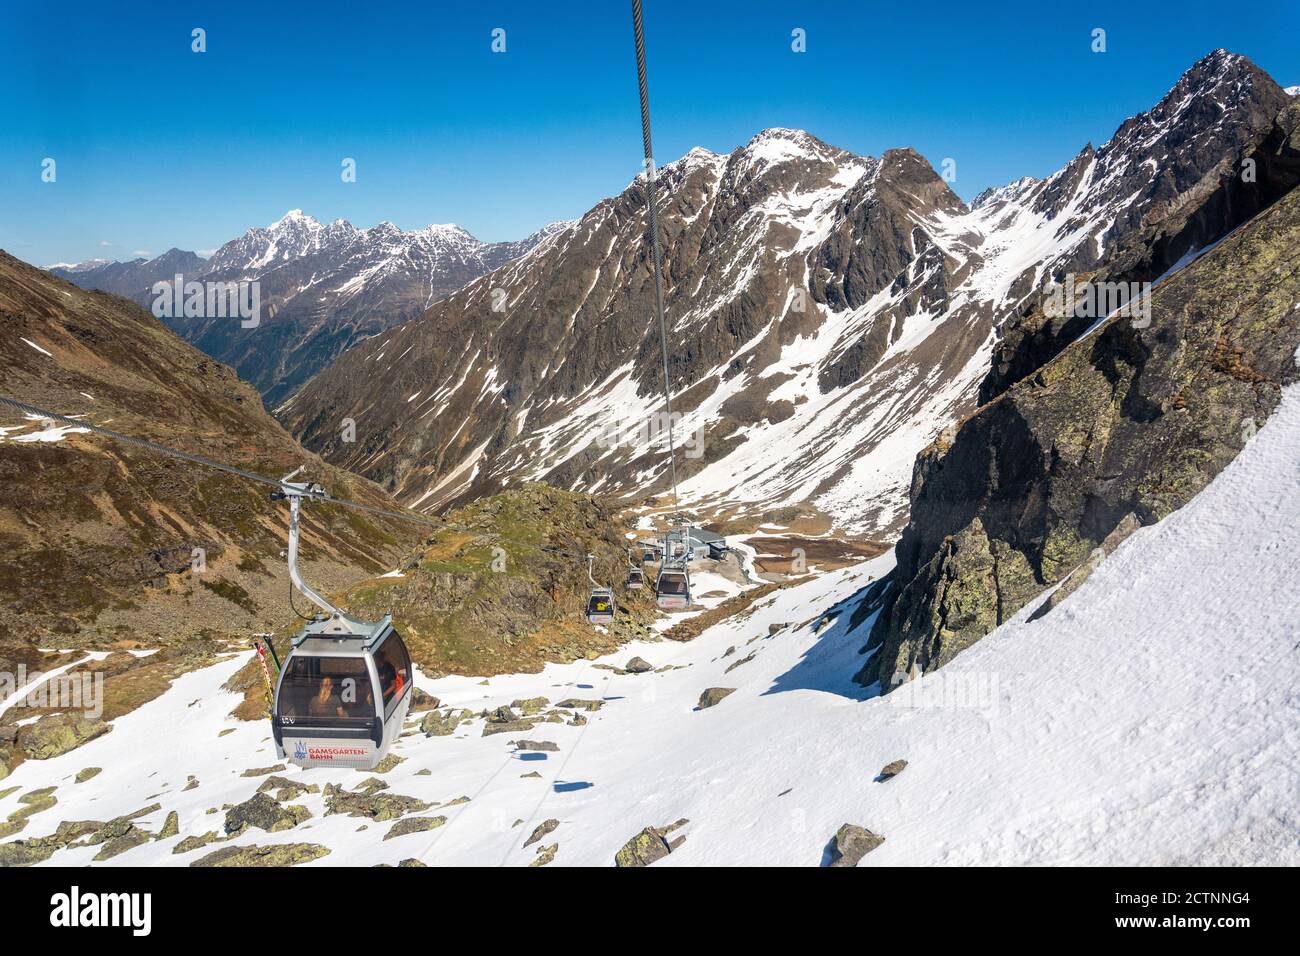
(655, 565, 691, 609)
(273, 614, 412, 770)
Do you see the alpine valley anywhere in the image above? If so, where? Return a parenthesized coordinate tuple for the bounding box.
(4, 49, 1296, 869)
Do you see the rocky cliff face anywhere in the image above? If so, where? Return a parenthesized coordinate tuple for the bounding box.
(282, 53, 1291, 540)
(981, 53, 1299, 403)
(279, 132, 988, 535)
(857, 173, 1300, 689)
(51, 215, 569, 405)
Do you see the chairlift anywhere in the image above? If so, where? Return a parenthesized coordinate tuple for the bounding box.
(585, 553, 616, 624)
(268, 471, 412, 770)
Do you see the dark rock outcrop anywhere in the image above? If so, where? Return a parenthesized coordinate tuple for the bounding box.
(860, 177, 1300, 689)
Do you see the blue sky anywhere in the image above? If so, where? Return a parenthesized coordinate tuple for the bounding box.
(1, 0, 1296, 266)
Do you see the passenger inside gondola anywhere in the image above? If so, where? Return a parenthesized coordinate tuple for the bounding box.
(279, 657, 375, 721)
(308, 675, 347, 719)
(373, 634, 412, 709)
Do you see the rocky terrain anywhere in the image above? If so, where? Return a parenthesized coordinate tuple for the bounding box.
(0, 253, 429, 650)
(2, 379, 1295, 864)
(857, 94, 1300, 690)
(52, 214, 571, 404)
(280, 51, 1292, 540)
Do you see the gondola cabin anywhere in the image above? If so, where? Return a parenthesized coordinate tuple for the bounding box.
(586, 586, 616, 624)
(655, 567, 691, 609)
(626, 566, 645, 589)
(272, 613, 412, 770)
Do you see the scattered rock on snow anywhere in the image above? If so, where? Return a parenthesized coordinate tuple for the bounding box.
(75, 767, 102, 783)
(384, 815, 447, 840)
(876, 759, 908, 782)
(554, 698, 604, 712)
(371, 753, 404, 774)
(625, 656, 654, 673)
(173, 831, 220, 855)
(224, 792, 311, 835)
(192, 843, 330, 867)
(530, 843, 558, 866)
(352, 777, 390, 795)
(94, 825, 151, 861)
(323, 783, 429, 821)
(482, 720, 536, 737)
(523, 818, 559, 848)
(408, 688, 440, 712)
(17, 714, 110, 760)
(257, 775, 319, 801)
(825, 824, 884, 867)
(614, 819, 689, 867)
(512, 740, 559, 752)
(511, 696, 550, 715)
(239, 764, 285, 778)
(421, 708, 472, 736)
(697, 687, 736, 709)
(156, 811, 179, 840)
(724, 652, 756, 674)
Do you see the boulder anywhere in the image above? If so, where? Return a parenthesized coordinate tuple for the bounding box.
(256, 775, 319, 801)
(826, 824, 885, 867)
(530, 843, 558, 867)
(614, 819, 689, 867)
(17, 714, 110, 760)
(192, 843, 330, 867)
(224, 793, 311, 835)
(421, 708, 472, 736)
(239, 764, 285, 777)
(697, 687, 736, 709)
(173, 831, 221, 855)
(156, 811, 180, 839)
(372, 753, 404, 774)
(323, 783, 430, 821)
(624, 657, 654, 673)
(482, 720, 536, 737)
(554, 698, 605, 712)
(408, 688, 440, 713)
(510, 696, 550, 715)
(383, 815, 447, 840)
(876, 759, 908, 782)
(523, 818, 559, 848)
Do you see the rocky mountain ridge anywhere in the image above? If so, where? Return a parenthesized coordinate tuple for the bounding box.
(51, 214, 572, 404)
(282, 51, 1292, 540)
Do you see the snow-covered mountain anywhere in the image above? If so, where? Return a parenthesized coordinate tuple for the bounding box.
(282, 50, 1293, 537)
(50, 214, 572, 404)
(5, 369, 1297, 866)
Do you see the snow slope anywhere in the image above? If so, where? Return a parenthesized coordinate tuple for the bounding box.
(5, 383, 1298, 865)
